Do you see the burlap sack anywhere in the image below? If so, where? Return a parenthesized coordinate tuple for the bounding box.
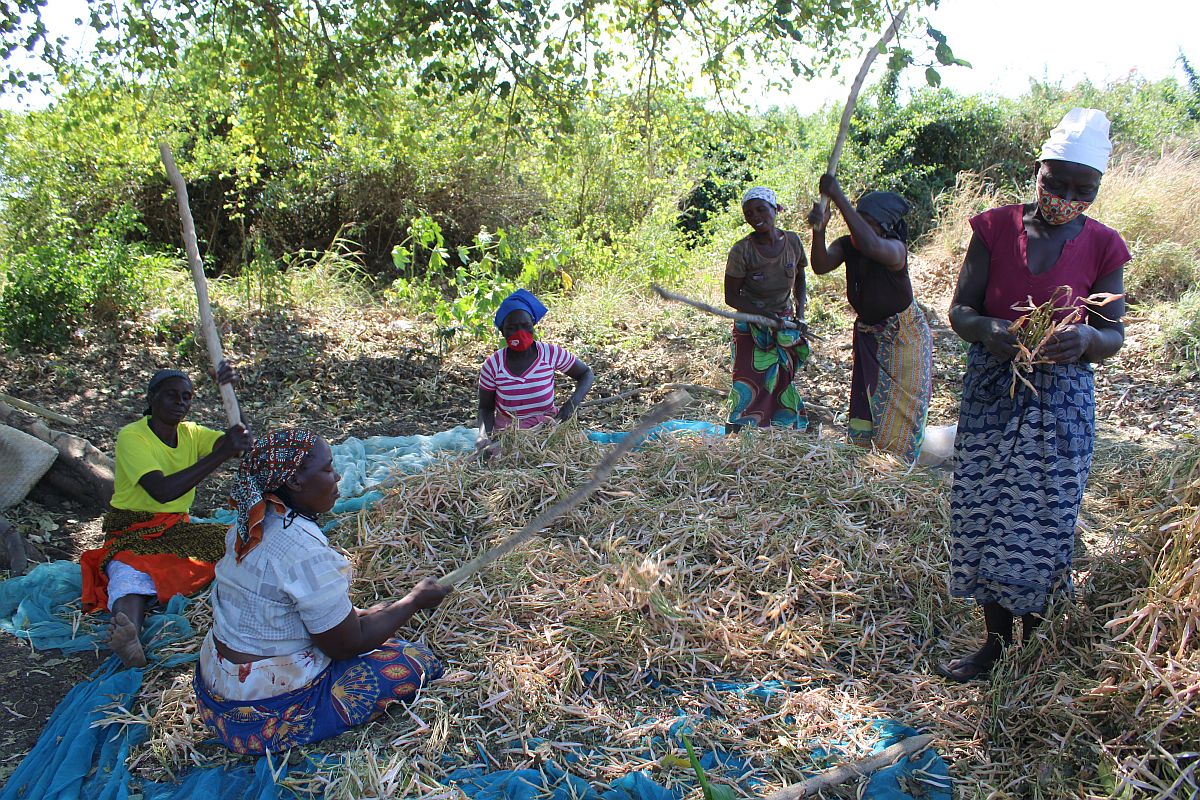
(0, 424, 58, 508)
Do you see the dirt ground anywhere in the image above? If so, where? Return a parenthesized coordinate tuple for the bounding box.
(0, 259, 1196, 785)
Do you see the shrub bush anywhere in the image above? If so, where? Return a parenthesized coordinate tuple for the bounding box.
(1159, 288, 1200, 377)
(0, 208, 171, 347)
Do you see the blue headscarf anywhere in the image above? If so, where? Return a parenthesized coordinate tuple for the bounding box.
(493, 289, 548, 330)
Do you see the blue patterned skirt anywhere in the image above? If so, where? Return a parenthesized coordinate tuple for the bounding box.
(195, 639, 443, 754)
(949, 345, 1095, 615)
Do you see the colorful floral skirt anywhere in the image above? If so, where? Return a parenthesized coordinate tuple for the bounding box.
(195, 638, 444, 754)
(848, 302, 933, 462)
(727, 321, 810, 429)
(949, 344, 1094, 615)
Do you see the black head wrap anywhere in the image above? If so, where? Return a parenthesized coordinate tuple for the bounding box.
(144, 369, 191, 416)
(856, 192, 911, 243)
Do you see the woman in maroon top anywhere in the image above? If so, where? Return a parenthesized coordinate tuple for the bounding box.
(939, 108, 1130, 681)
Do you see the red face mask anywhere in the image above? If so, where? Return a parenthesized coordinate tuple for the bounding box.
(506, 329, 535, 351)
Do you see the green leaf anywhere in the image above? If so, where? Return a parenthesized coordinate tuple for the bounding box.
(391, 246, 411, 272)
(925, 67, 942, 87)
(708, 786, 737, 800)
(886, 46, 911, 72)
(681, 735, 737, 800)
(935, 42, 955, 66)
(681, 736, 712, 793)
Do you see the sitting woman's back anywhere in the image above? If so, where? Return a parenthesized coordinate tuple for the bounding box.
(195, 429, 450, 753)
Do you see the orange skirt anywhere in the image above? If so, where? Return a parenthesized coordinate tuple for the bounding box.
(80, 510, 228, 613)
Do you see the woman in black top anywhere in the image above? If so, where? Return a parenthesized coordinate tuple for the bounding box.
(809, 174, 933, 463)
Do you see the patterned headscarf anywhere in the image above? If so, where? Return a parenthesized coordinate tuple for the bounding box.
(741, 187, 781, 209)
(493, 288, 549, 330)
(229, 429, 319, 562)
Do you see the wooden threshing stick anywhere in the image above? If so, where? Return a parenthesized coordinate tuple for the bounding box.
(438, 390, 688, 588)
(764, 734, 937, 800)
(817, 5, 911, 213)
(0, 392, 80, 426)
(652, 285, 821, 339)
(159, 142, 242, 426)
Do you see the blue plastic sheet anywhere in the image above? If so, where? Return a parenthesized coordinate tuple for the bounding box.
(141, 755, 321, 800)
(0, 560, 199, 662)
(0, 658, 142, 800)
(586, 420, 724, 445)
(447, 674, 948, 800)
(445, 725, 947, 800)
(447, 750, 752, 800)
(864, 720, 951, 800)
(197, 427, 478, 528)
(0, 655, 313, 800)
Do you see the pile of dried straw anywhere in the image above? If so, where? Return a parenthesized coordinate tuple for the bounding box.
(116, 425, 1194, 798)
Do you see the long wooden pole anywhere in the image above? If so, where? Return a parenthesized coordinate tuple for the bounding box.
(438, 390, 689, 588)
(764, 734, 936, 800)
(0, 392, 80, 426)
(652, 285, 821, 340)
(817, 5, 910, 213)
(159, 141, 242, 427)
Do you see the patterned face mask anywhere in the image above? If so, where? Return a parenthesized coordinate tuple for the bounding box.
(1036, 186, 1091, 225)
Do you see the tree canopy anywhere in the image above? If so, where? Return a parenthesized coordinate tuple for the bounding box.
(2, 1, 955, 123)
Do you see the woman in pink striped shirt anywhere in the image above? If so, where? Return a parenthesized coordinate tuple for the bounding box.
(476, 290, 594, 454)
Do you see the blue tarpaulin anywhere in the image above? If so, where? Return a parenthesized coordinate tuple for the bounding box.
(1, 422, 950, 800)
(0, 560, 199, 662)
(586, 420, 724, 445)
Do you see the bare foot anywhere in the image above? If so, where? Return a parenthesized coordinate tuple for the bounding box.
(108, 611, 148, 668)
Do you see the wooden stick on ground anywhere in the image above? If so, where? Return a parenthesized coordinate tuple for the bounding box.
(159, 141, 242, 427)
(579, 387, 650, 409)
(0, 392, 80, 426)
(665, 382, 725, 397)
(652, 285, 821, 340)
(438, 390, 689, 588)
(817, 4, 910, 213)
(763, 733, 936, 800)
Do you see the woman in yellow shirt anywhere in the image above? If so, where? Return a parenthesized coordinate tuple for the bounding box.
(81, 362, 250, 667)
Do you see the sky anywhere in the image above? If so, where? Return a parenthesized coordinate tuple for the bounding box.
(4, 0, 1200, 112)
(770, 0, 1200, 112)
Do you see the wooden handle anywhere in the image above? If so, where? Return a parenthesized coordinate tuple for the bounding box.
(651, 285, 820, 340)
(0, 392, 80, 426)
(764, 734, 936, 800)
(159, 141, 242, 427)
(438, 391, 689, 588)
(818, 5, 910, 213)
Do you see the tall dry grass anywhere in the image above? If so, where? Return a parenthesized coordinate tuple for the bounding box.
(918, 150, 1200, 305)
(1091, 149, 1200, 305)
(916, 171, 1025, 293)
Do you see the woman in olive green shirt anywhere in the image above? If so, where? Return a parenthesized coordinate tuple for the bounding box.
(723, 186, 810, 433)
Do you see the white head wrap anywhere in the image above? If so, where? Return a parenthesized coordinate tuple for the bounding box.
(741, 187, 780, 209)
(1039, 108, 1112, 174)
